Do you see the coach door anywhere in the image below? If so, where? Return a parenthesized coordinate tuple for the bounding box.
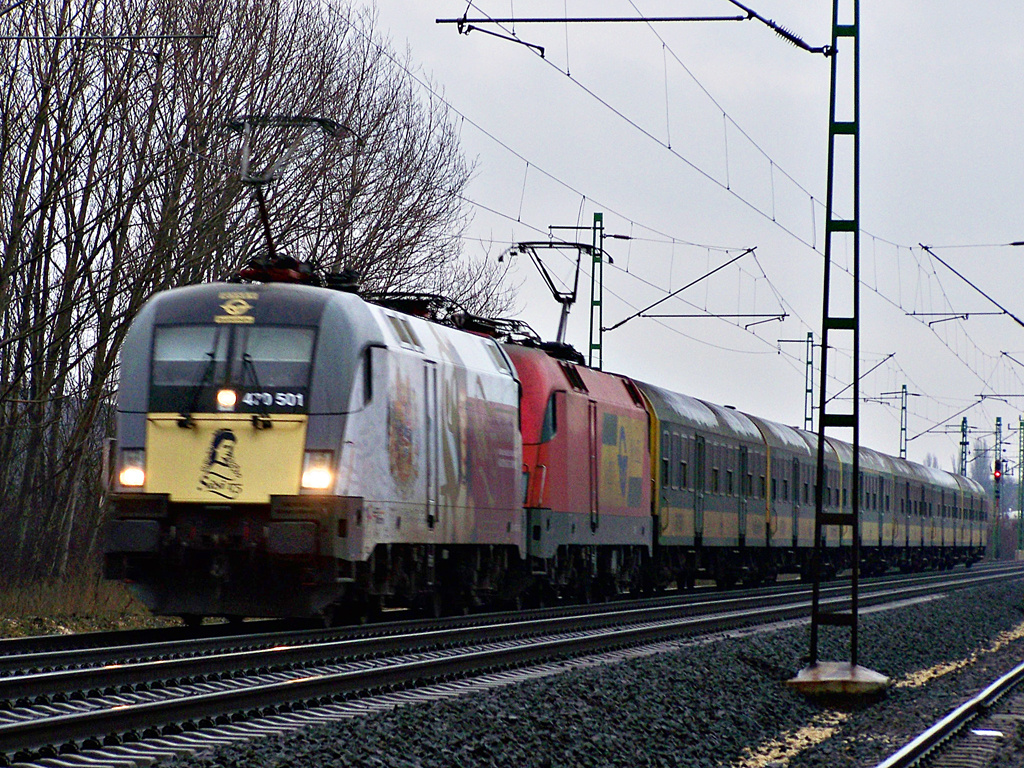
(694, 436, 706, 539)
(424, 362, 439, 529)
(738, 446, 749, 545)
(791, 458, 801, 547)
(589, 401, 599, 532)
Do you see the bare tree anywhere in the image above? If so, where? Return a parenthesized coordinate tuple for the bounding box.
(0, 0, 507, 586)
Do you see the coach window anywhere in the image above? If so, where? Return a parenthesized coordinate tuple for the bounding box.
(712, 468, 720, 494)
(759, 475, 766, 498)
(726, 470, 734, 496)
(771, 478, 777, 501)
(661, 431, 670, 488)
(672, 434, 683, 489)
(782, 478, 789, 501)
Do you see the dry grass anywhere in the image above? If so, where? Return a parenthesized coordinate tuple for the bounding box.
(0, 577, 178, 638)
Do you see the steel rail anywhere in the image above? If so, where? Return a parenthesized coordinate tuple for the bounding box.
(0, 565, 1011, 677)
(2, 567, 1021, 756)
(0, 568, 1013, 703)
(874, 657, 1024, 768)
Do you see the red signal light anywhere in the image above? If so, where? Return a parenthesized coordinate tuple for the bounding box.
(994, 460, 1003, 481)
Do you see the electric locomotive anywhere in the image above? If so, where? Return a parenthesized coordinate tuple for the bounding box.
(506, 342, 651, 600)
(103, 279, 523, 621)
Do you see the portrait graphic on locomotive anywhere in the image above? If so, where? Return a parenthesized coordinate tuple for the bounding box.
(103, 268, 987, 624)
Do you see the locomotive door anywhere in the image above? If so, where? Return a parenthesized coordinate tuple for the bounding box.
(424, 362, 439, 529)
(588, 401, 599, 532)
(738, 446, 748, 544)
(693, 436, 706, 538)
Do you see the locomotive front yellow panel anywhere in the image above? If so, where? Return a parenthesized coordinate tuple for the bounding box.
(146, 413, 307, 503)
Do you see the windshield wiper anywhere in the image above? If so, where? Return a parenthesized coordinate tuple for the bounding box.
(177, 329, 223, 429)
(242, 352, 272, 429)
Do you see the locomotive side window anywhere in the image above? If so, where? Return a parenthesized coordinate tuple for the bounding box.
(540, 392, 558, 442)
(363, 347, 374, 404)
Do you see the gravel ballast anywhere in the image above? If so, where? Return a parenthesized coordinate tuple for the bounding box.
(159, 578, 1024, 768)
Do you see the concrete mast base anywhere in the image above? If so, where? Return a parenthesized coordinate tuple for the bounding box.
(786, 661, 890, 698)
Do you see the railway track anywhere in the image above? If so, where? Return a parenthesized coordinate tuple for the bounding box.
(874, 627, 1024, 768)
(0, 565, 1009, 667)
(2, 564, 1019, 766)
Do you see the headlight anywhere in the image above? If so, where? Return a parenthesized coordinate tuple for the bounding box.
(217, 388, 237, 411)
(301, 450, 334, 490)
(118, 449, 146, 488)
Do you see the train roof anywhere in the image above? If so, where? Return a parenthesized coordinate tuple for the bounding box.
(503, 343, 640, 403)
(634, 377, 976, 492)
(858, 445, 897, 474)
(954, 474, 986, 495)
(145, 281, 356, 327)
(635, 380, 763, 445)
(744, 413, 816, 458)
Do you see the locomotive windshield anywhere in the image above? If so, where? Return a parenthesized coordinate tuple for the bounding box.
(238, 326, 315, 387)
(150, 324, 316, 414)
(152, 326, 229, 387)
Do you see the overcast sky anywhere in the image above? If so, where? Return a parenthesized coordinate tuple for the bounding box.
(366, 1, 1024, 476)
